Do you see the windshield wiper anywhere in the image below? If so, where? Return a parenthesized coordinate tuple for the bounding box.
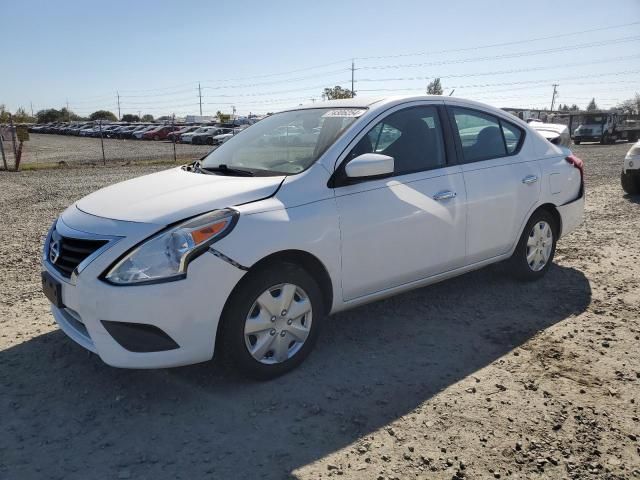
(200, 164, 254, 176)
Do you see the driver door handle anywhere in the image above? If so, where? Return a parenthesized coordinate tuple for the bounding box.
(522, 175, 539, 185)
(433, 190, 457, 201)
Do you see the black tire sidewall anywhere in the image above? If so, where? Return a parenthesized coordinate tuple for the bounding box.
(218, 263, 324, 380)
(511, 210, 558, 281)
(621, 170, 640, 195)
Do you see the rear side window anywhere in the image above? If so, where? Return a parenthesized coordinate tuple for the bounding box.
(501, 121, 522, 154)
(452, 108, 506, 162)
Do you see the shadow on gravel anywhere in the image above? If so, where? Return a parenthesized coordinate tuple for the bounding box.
(1, 263, 591, 480)
(622, 193, 640, 204)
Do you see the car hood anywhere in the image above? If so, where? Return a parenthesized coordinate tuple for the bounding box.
(77, 167, 285, 224)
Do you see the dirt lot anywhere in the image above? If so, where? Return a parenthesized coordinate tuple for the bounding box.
(2, 133, 211, 167)
(0, 143, 638, 480)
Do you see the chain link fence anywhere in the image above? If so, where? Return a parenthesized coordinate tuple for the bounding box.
(1, 120, 214, 170)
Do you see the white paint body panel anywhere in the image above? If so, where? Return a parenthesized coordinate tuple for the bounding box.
(42, 96, 584, 369)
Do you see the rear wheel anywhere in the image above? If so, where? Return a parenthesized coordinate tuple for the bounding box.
(621, 170, 640, 195)
(509, 210, 558, 281)
(218, 263, 324, 380)
(207, 137, 214, 145)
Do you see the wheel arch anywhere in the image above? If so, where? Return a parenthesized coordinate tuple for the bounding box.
(214, 249, 334, 355)
(535, 203, 562, 235)
(512, 202, 563, 256)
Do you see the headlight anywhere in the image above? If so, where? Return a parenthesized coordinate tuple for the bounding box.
(104, 209, 238, 285)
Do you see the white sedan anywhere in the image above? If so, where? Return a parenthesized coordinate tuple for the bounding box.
(42, 96, 584, 379)
(621, 140, 640, 195)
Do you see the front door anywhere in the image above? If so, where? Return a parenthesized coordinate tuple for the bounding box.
(334, 104, 467, 301)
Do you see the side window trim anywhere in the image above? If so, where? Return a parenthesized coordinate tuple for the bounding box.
(444, 104, 526, 164)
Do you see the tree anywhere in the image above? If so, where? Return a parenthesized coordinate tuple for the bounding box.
(0, 105, 10, 123)
(89, 110, 117, 121)
(322, 86, 355, 100)
(141, 114, 154, 122)
(121, 114, 140, 122)
(569, 104, 580, 111)
(617, 93, 640, 114)
(586, 98, 598, 111)
(216, 111, 231, 123)
(13, 107, 34, 123)
(426, 78, 443, 95)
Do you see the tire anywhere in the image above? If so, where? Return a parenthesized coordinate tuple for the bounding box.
(509, 210, 558, 281)
(574, 140, 581, 145)
(207, 137, 214, 145)
(600, 133, 610, 145)
(621, 170, 640, 195)
(218, 262, 324, 380)
(153, 135, 160, 141)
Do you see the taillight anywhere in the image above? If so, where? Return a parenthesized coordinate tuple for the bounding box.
(566, 154, 584, 179)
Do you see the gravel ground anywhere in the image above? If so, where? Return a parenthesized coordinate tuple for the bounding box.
(0, 143, 638, 480)
(2, 133, 211, 167)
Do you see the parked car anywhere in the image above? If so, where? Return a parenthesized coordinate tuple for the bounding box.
(180, 126, 215, 144)
(529, 120, 571, 147)
(192, 127, 234, 145)
(133, 125, 158, 139)
(78, 125, 98, 137)
(167, 126, 200, 142)
(142, 125, 180, 141)
(114, 125, 141, 139)
(621, 140, 640, 194)
(41, 96, 584, 379)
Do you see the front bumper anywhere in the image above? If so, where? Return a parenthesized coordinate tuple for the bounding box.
(574, 135, 601, 142)
(42, 206, 245, 369)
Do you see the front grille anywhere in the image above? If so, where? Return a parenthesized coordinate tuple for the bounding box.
(49, 231, 107, 277)
(579, 128, 592, 135)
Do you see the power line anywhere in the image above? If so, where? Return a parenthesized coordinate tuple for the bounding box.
(355, 53, 640, 84)
(356, 21, 640, 61)
(357, 35, 640, 71)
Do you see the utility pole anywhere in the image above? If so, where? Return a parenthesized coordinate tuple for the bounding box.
(116, 91, 121, 120)
(351, 59, 355, 97)
(198, 82, 203, 116)
(30, 102, 34, 117)
(550, 84, 559, 112)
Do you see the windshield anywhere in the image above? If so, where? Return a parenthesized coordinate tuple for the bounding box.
(201, 108, 365, 174)
(583, 115, 605, 124)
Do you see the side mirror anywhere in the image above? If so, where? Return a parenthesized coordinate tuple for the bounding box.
(345, 153, 394, 179)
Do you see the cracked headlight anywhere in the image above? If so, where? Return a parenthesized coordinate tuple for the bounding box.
(104, 209, 238, 285)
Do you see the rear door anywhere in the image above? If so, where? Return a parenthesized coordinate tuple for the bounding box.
(447, 105, 540, 264)
(333, 103, 467, 301)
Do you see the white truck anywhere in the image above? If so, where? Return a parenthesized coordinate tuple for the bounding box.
(572, 112, 640, 145)
(622, 140, 640, 195)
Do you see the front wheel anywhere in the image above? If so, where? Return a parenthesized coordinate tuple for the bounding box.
(574, 140, 581, 145)
(509, 210, 558, 281)
(218, 263, 324, 380)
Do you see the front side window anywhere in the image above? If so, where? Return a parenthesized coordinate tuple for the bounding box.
(452, 108, 506, 162)
(202, 108, 365, 175)
(347, 105, 446, 176)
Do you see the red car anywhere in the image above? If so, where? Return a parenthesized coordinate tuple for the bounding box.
(142, 125, 181, 141)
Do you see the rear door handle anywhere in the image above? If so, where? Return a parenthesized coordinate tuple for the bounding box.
(433, 190, 457, 201)
(522, 175, 539, 185)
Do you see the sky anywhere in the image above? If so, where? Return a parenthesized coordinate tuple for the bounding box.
(1, 0, 639, 117)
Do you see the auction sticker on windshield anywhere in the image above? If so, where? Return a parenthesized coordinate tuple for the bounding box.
(322, 109, 366, 118)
